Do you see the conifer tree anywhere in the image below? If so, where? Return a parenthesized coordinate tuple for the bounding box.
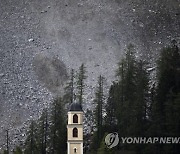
(152, 43, 180, 135)
(114, 44, 150, 153)
(49, 97, 66, 154)
(24, 120, 38, 154)
(36, 109, 48, 154)
(116, 44, 137, 136)
(134, 60, 149, 136)
(133, 60, 150, 153)
(149, 42, 180, 154)
(76, 64, 87, 104)
(94, 75, 105, 145)
(63, 69, 75, 105)
(105, 83, 118, 132)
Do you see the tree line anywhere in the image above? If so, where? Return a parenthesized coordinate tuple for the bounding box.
(90, 42, 180, 154)
(2, 64, 87, 154)
(2, 41, 180, 154)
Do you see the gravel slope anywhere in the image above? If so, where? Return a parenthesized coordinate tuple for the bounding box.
(0, 0, 179, 151)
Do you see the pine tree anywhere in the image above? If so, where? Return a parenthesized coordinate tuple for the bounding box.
(49, 97, 66, 154)
(94, 75, 105, 146)
(133, 60, 150, 154)
(76, 64, 87, 104)
(156, 44, 180, 114)
(36, 109, 48, 154)
(114, 44, 150, 153)
(116, 44, 137, 137)
(149, 42, 180, 154)
(105, 83, 118, 132)
(63, 69, 75, 105)
(134, 60, 149, 136)
(24, 120, 38, 154)
(152, 43, 180, 135)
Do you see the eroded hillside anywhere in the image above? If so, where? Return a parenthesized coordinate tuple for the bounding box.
(0, 0, 179, 150)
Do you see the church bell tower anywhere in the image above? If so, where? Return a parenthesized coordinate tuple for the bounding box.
(67, 102, 83, 154)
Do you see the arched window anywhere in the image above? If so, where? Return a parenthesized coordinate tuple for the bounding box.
(73, 127, 78, 137)
(73, 114, 78, 123)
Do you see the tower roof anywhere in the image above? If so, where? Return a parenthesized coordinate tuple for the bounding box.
(69, 102, 83, 111)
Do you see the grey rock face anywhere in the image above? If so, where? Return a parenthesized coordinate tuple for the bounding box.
(0, 0, 179, 151)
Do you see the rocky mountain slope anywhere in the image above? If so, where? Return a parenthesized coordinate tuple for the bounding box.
(0, 0, 179, 151)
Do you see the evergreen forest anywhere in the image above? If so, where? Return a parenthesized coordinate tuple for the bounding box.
(3, 42, 180, 154)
